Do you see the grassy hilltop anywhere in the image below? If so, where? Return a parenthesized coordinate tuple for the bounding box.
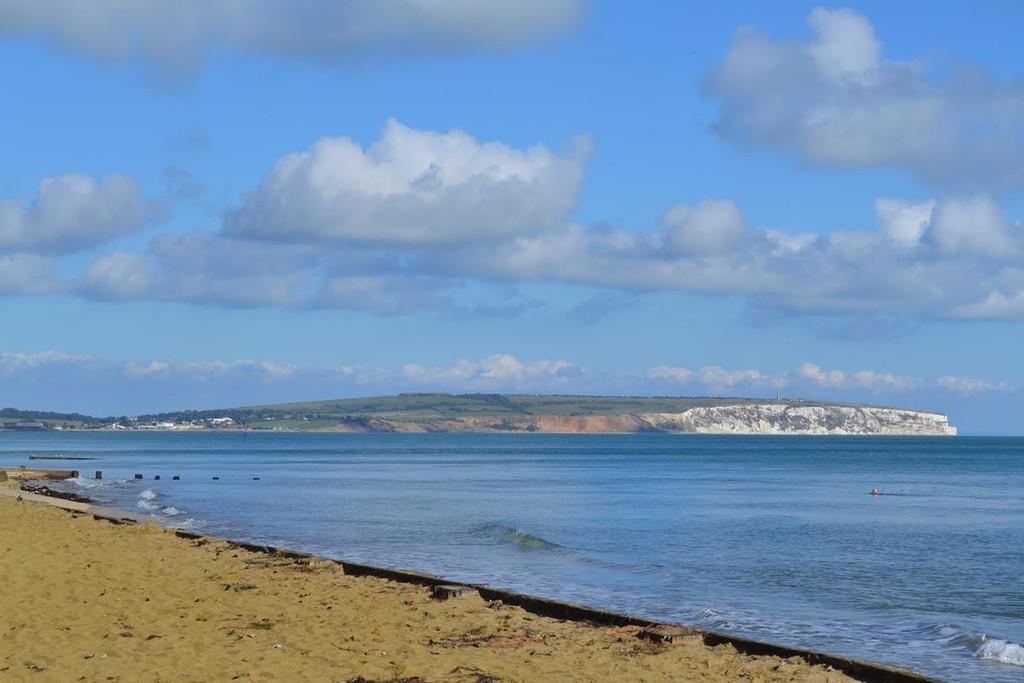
(1, 393, 939, 432)
(239, 393, 877, 430)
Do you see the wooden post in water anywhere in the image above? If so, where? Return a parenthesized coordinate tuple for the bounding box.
(154, 475, 161, 480)
(172, 475, 180, 481)
(95, 471, 102, 480)
(133, 473, 143, 480)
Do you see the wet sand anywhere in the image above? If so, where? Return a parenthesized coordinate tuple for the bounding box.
(0, 493, 862, 683)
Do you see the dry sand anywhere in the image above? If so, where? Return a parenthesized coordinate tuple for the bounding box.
(0, 494, 859, 683)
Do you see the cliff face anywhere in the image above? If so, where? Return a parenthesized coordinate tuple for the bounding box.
(316, 403, 956, 435)
(639, 404, 956, 436)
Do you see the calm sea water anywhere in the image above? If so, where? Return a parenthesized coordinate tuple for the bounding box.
(2, 432, 1022, 682)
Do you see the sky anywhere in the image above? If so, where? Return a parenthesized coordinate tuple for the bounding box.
(1, 1, 1024, 433)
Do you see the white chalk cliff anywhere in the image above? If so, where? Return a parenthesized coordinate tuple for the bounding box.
(638, 404, 956, 436)
(339, 402, 957, 435)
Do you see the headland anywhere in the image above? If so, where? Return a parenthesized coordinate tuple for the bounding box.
(0, 394, 957, 435)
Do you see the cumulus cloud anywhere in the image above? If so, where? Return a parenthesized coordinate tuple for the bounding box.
(226, 119, 587, 246)
(647, 364, 784, 391)
(928, 195, 1018, 259)
(438, 193, 1024, 320)
(646, 361, 1009, 395)
(851, 370, 919, 392)
(123, 359, 295, 381)
(0, 350, 93, 375)
(875, 198, 934, 248)
(327, 354, 584, 392)
(0, 255, 55, 294)
(796, 362, 845, 388)
(951, 290, 1024, 319)
(660, 199, 750, 256)
(698, 365, 779, 390)
(936, 375, 1012, 394)
(646, 366, 694, 383)
(0, 0, 584, 76)
(0, 348, 1012, 416)
(400, 353, 577, 389)
(705, 7, 1024, 191)
(0, 174, 158, 253)
(79, 235, 314, 308)
(76, 231, 464, 314)
(47, 117, 1020, 322)
(72, 185, 1024, 321)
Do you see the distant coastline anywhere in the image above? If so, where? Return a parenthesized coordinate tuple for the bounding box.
(0, 393, 956, 436)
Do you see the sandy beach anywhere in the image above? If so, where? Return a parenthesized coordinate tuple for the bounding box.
(0, 490, 871, 683)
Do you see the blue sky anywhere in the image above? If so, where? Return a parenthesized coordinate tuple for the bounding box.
(1, 1, 1023, 433)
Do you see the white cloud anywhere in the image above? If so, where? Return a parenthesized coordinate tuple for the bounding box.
(69, 186, 1024, 321)
(0, 0, 584, 75)
(470, 192, 1024, 319)
(875, 198, 934, 247)
(646, 364, 785, 391)
(936, 375, 1012, 394)
(796, 362, 846, 388)
(124, 359, 295, 381)
(928, 195, 1018, 259)
(660, 199, 749, 256)
(698, 365, 778, 390)
(0, 350, 93, 376)
(645, 361, 1010, 396)
(646, 366, 693, 383)
(0, 174, 158, 253)
(400, 353, 576, 389)
(804, 7, 881, 80)
(951, 290, 1024, 319)
(705, 8, 1024, 191)
(0, 255, 55, 294)
(226, 120, 587, 246)
(852, 370, 918, 392)
(0, 348, 1013, 413)
(80, 236, 313, 308)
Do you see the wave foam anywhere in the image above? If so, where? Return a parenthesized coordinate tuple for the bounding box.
(68, 476, 129, 489)
(975, 638, 1024, 666)
(138, 489, 157, 501)
(926, 624, 1024, 668)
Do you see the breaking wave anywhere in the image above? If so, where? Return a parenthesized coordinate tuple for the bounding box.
(475, 524, 562, 551)
(136, 488, 158, 511)
(949, 631, 1024, 667)
(975, 638, 1024, 666)
(68, 476, 130, 489)
(134, 489, 185, 517)
(900, 623, 1024, 668)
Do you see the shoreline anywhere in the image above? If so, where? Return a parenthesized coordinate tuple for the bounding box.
(1, 480, 939, 683)
(4, 427, 959, 436)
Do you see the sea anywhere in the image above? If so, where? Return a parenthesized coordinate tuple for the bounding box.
(2, 432, 1021, 683)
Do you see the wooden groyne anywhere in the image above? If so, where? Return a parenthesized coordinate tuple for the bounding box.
(2, 467, 79, 480)
(29, 455, 95, 461)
